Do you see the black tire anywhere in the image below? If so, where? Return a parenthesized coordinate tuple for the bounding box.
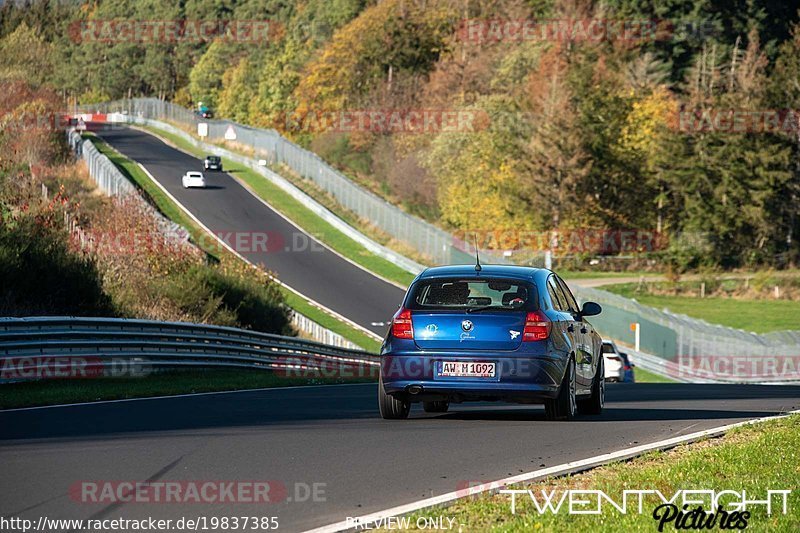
(578, 357, 604, 415)
(378, 376, 410, 419)
(545, 358, 577, 421)
(423, 400, 449, 413)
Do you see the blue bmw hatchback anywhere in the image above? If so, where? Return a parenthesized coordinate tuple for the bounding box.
(379, 265, 604, 420)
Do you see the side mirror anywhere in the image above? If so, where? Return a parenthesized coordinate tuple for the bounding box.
(580, 301, 602, 317)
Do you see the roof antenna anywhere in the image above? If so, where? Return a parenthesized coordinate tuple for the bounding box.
(474, 233, 482, 273)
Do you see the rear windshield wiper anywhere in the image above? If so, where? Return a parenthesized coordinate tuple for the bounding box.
(465, 305, 497, 313)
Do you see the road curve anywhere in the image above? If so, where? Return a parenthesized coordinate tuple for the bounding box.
(1, 383, 799, 531)
(96, 125, 406, 337)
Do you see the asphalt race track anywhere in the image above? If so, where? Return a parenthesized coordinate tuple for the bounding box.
(2, 383, 799, 531)
(95, 125, 406, 337)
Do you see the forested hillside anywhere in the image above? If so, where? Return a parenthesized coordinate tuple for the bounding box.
(2, 0, 799, 270)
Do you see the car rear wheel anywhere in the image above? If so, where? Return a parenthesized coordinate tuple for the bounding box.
(423, 400, 449, 413)
(578, 357, 604, 415)
(378, 376, 410, 419)
(545, 358, 576, 421)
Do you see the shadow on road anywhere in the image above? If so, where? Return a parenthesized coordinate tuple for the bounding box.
(433, 406, 783, 423)
(1, 383, 798, 442)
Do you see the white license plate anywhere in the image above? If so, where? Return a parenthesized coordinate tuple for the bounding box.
(438, 361, 496, 378)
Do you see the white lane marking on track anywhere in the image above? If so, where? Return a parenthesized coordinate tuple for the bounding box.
(305, 408, 800, 533)
(132, 160, 381, 342)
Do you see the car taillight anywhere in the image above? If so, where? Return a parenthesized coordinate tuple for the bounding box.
(391, 307, 414, 339)
(523, 311, 551, 341)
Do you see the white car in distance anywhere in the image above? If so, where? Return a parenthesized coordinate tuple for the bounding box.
(602, 340, 626, 382)
(182, 171, 206, 189)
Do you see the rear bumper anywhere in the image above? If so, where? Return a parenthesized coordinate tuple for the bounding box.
(604, 358, 625, 380)
(381, 351, 566, 403)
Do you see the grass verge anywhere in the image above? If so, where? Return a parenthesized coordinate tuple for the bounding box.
(631, 366, 675, 383)
(603, 283, 800, 333)
(0, 369, 376, 410)
(560, 270, 655, 280)
(85, 133, 382, 351)
(136, 124, 417, 287)
(391, 413, 800, 532)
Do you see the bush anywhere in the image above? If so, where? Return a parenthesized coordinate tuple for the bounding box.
(156, 262, 292, 335)
(192, 263, 294, 336)
(0, 214, 115, 316)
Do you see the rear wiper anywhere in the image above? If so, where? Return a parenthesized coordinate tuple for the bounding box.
(465, 305, 495, 313)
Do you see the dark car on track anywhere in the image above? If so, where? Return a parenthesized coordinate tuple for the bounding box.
(619, 352, 636, 383)
(204, 155, 222, 171)
(379, 265, 604, 420)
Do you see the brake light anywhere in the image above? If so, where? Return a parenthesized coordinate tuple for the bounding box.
(523, 311, 551, 341)
(391, 307, 414, 339)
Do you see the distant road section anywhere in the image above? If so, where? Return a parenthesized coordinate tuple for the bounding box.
(97, 125, 406, 337)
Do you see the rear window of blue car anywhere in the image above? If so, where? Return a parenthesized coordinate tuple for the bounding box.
(407, 278, 538, 312)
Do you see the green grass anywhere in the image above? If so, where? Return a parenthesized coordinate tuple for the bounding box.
(85, 134, 382, 351)
(632, 366, 675, 383)
(282, 290, 381, 352)
(559, 270, 654, 280)
(0, 369, 376, 410)
(603, 283, 800, 333)
(137, 124, 417, 288)
(392, 414, 800, 532)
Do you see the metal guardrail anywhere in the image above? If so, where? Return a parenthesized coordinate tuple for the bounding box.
(67, 129, 189, 242)
(0, 317, 379, 380)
